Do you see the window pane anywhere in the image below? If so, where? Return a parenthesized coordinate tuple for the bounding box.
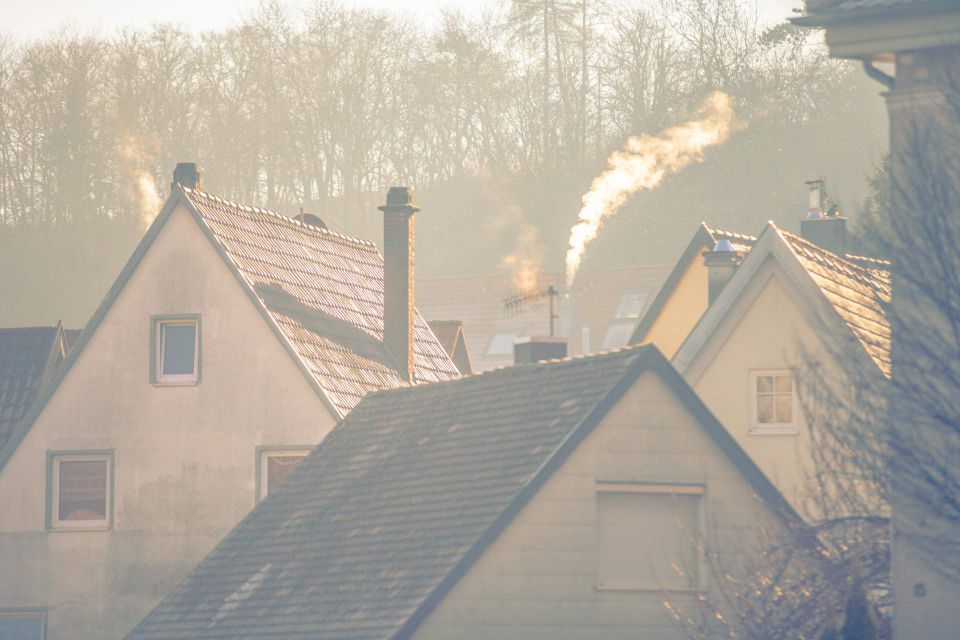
(756, 376, 774, 392)
(757, 395, 775, 423)
(0, 615, 44, 640)
(597, 492, 700, 589)
(601, 321, 635, 350)
(775, 374, 793, 393)
(59, 460, 107, 521)
(267, 455, 307, 493)
(775, 395, 793, 423)
(162, 324, 196, 375)
(613, 292, 649, 319)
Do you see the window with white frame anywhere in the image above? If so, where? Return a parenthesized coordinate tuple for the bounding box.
(49, 453, 111, 530)
(750, 370, 797, 433)
(154, 317, 199, 384)
(0, 609, 46, 640)
(257, 449, 311, 501)
(595, 485, 703, 591)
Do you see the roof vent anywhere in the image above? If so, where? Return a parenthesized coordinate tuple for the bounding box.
(294, 210, 328, 230)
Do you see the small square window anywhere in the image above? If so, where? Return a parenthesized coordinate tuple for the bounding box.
(49, 453, 112, 530)
(750, 370, 797, 434)
(0, 609, 46, 640)
(257, 449, 311, 501)
(153, 317, 199, 384)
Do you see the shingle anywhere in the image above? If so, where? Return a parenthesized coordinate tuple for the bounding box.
(126, 346, 656, 640)
(0, 327, 62, 448)
(781, 230, 891, 376)
(181, 188, 461, 416)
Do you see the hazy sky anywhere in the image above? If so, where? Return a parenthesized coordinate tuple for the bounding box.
(1, 0, 800, 41)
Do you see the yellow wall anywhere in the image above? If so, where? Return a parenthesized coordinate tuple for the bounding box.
(413, 369, 780, 640)
(0, 204, 338, 640)
(639, 244, 709, 359)
(682, 259, 824, 515)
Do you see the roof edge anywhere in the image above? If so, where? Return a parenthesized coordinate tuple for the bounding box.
(629, 224, 716, 345)
(392, 345, 803, 640)
(791, 0, 959, 27)
(0, 191, 185, 473)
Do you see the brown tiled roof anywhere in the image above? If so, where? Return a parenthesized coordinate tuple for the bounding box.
(126, 345, 798, 640)
(0, 326, 65, 448)
(709, 226, 757, 258)
(781, 230, 892, 375)
(182, 187, 460, 415)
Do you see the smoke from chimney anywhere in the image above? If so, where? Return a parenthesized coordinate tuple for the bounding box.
(118, 136, 162, 231)
(500, 222, 544, 294)
(564, 91, 740, 287)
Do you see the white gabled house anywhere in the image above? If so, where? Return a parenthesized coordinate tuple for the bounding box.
(0, 164, 458, 640)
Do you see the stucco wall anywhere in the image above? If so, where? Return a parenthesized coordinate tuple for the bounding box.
(413, 369, 779, 640)
(681, 259, 824, 514)
(0, 204, 337, 639)
(639, 244, 709, 360)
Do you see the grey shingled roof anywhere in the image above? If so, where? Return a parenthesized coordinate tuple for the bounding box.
(181, 187, 460, 415)
(127, 345, 798, 640)
(0, 326, 67, 449)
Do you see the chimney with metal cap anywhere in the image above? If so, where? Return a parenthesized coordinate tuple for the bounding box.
(171, 162, 202, 191)
(378, 187, 419, 382)
(514, 336, 568, 365)
(800, 179, 847, 256)
(703, 238, 740, 305)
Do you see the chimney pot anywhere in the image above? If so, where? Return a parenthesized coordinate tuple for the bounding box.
(800, 179, 847, 255)
(172, 162, 202, 191)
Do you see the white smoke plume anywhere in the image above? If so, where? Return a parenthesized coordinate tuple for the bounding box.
(500, 222, 545, 294)
(118, 136, 162, 231)
(565, 91, 740, 287)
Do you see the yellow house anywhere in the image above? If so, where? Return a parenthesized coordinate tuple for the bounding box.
(632, 203, 890, 514)
(127, 345, 810, 640)
(0, 166, 458, 639)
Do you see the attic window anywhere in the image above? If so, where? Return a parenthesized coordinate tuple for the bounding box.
(613, 292, 649, 319)
(153, 317, 200, 384)
(750, 370, 797, 434)
(48, 452, 112, 530)
(257, 449, 311, 501)
(602, 320, 636, 350)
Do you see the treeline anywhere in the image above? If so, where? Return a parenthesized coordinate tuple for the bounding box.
(0, 0, 887, 326)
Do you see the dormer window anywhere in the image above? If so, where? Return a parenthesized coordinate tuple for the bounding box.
(750, 370, 797, 434)
(152, 316, 200, 385)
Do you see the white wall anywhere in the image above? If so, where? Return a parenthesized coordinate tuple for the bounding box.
(0, 204, 337, 639)
(413, 369, 781, 640)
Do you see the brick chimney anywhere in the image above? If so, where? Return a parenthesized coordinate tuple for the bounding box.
(171, 162, 202, 191)
(703, 238, 740, 305)
(378, 187, 419, 382)
(514, 336, 568, 365)
(800, 179, 847, 256)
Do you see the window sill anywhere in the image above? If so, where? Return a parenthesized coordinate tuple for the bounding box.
(748, 425, 799, 436)
(153, 378, 199, 387)
(48, 523, 111, 532)
(595, 583, 704, 594)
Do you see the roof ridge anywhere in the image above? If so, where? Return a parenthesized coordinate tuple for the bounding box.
(779, 228, 888, 278)
(707, 226, 758, 242)
(181, 186, 379, 250)
(353, 344, 651, 402)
